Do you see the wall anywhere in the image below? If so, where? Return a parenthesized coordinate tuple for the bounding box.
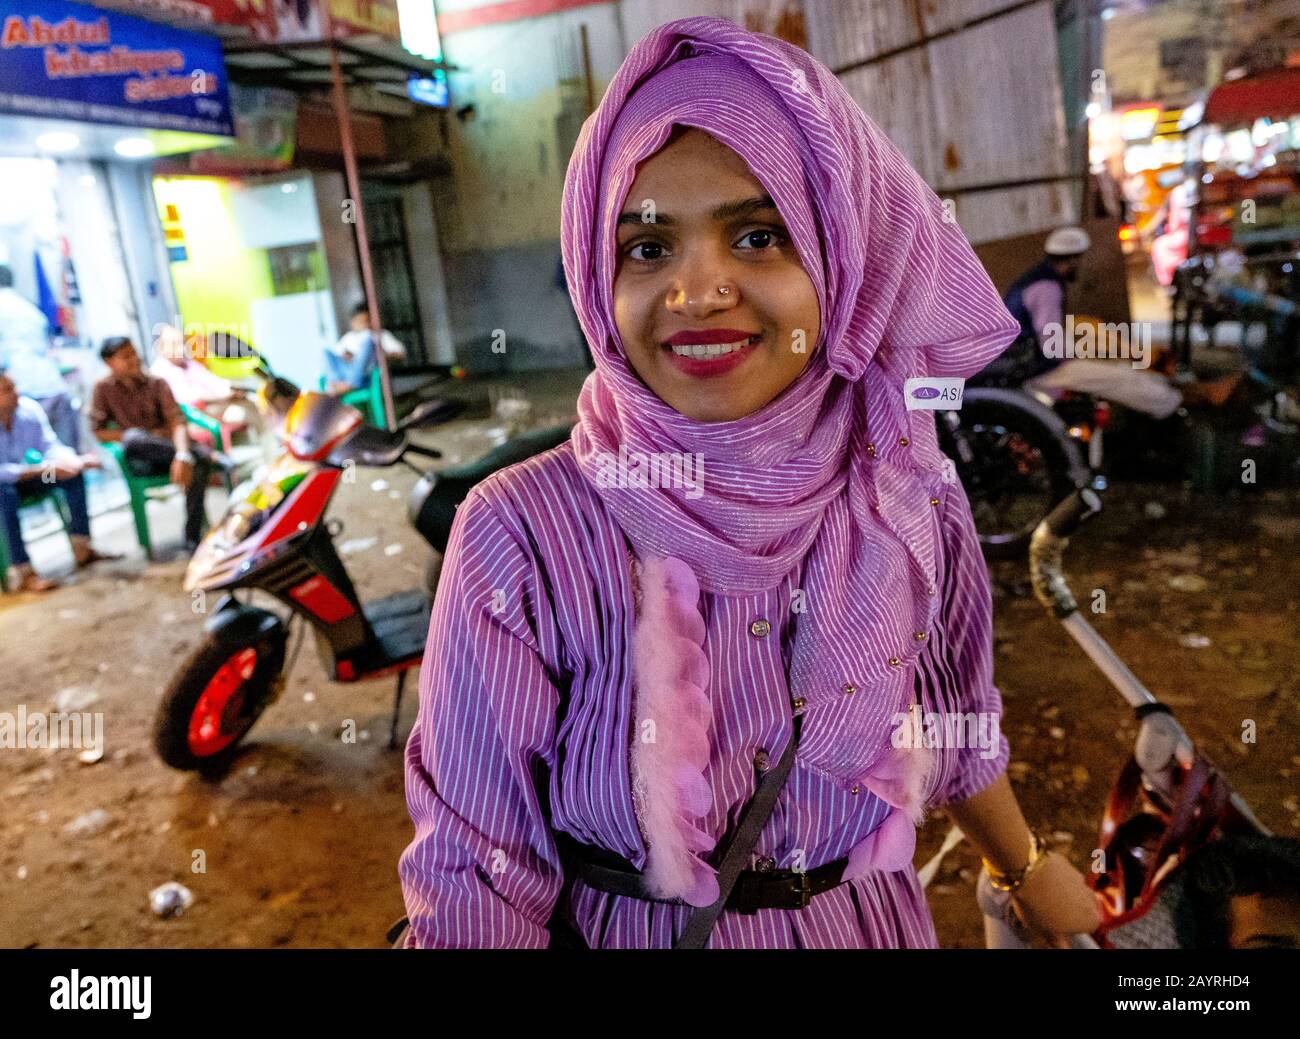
(100, 161, 172, 352)
(805, 0, 1077, 247)
(401, 181, 457, 365)
(432, 0, 626, 371)
(312, 169, 364, 340)
(151, 175, 274, 346)
(431, 0, 810, 372)
(152, 173, 340, 387)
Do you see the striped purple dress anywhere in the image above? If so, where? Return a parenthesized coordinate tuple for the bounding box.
(398, 442, 1009, 948)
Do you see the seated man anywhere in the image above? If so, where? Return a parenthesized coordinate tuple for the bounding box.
(0, 372, 118, 592)
(324, 302, 406, 394)
(148, 325, 251, 447)
(0, 263, 81, 450)
(1003, 226, 1182, 419)
(91, 337, 216, 554)
(149, 325, 242, 411)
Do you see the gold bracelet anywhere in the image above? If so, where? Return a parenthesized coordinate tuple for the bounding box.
(983, 830, 1049, 893)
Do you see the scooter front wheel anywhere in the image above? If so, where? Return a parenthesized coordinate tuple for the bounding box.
(154, 608, 287, 771)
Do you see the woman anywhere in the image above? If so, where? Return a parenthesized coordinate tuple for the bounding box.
(397, 16, 1101, 948)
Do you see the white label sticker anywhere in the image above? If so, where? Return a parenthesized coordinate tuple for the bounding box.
(903, 377, 964, 410)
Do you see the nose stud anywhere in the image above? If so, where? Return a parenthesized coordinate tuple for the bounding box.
(682, 285, 734, 306)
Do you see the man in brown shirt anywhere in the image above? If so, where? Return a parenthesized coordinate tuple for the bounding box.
(91, 337, 214, 551)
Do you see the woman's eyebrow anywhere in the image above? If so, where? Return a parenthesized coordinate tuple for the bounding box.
(616, 194, 779, 228)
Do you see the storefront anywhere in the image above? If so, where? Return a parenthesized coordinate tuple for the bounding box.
(2, 0, 451, 447)
(1186, 66, 1300, 255)
(152, 162, 341, 391)
(0, 0, 236, 409)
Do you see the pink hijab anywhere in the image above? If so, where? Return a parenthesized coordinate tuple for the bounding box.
(560, 17, 1018, 906)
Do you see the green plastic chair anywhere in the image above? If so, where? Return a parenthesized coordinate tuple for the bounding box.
(102, 440, 177, 561)
(178, 404, 236, 493)
(179, 402, 226, 450)
(0, 476, 73, 593)
(318, 367, 387, 428)
(100, 409, 224, 560)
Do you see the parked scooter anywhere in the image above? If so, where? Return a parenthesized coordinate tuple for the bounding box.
(153, 390, 464, 771)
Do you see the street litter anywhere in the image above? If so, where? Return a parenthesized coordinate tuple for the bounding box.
(149, 882, 195, 919)
(53, 686, 99, 713)
(63, 809, 112, 837)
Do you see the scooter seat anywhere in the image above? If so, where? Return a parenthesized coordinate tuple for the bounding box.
(330, 424, 407, 468)
(364, 591, 431, 665)
(409, 422, 575, 550)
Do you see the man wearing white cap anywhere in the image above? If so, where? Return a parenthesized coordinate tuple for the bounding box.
(1002, 226, 1182, 419)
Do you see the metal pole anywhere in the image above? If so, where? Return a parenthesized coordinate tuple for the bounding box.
(323, 16, 396, 429)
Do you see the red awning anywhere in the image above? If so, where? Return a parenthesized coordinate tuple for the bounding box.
(1204, 66, 1300, 127)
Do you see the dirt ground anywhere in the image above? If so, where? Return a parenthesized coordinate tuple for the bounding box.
(2, 372, 1297, 948)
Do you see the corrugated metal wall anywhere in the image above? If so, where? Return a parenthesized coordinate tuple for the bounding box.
(805, 0, 1078, 244)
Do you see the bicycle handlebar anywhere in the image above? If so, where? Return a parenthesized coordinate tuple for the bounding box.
(1029, 478, 1106, 617)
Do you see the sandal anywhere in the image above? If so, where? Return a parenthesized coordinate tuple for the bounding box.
(74, 547, 124, 569)
(11, 568, 60, 593)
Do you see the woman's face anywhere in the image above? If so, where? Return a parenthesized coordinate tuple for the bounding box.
(612, 128, 820, 422)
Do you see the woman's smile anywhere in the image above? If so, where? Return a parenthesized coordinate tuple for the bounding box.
(661, 328, 761, 377)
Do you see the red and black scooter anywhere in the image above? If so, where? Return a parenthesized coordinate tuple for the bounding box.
(153, 390, 467, 771)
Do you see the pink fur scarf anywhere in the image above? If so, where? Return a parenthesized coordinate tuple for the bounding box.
(629, 554, 934, 907)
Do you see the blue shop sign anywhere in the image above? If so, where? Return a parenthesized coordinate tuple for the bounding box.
(0, 0, 233, 136)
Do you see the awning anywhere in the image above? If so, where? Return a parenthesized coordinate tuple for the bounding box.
(1204, 66, 1300, 127)
(221, 33, 450, 100)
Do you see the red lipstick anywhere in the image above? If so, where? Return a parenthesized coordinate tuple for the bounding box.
(661, 328, 760, 378)
(665, 328, 757, 346)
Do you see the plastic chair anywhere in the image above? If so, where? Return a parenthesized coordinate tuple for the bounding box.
(0, 481, 73, 593)
(100, 409, 222, 559)
(101, 440, 177, 561)
(318, 367, 387, 428)
(178, 404, 237, 493)
(179, 403, 228, 451)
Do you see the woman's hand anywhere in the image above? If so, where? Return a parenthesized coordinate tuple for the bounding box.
(1010, 851, 1103, 947)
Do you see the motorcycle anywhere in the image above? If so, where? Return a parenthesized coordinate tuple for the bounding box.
(153, 390, 464, 772)
(937, 336, 1104, 559)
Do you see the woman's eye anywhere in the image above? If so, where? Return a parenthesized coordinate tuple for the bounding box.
(736, 228, 786, 251)
(626, 240, 667, 261)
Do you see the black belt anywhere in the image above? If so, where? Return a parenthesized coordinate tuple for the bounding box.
(564, 838, 849, 914)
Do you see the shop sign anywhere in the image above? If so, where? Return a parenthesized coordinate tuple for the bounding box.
(0, 0, 234, 135)
(87, 0, 400, 42)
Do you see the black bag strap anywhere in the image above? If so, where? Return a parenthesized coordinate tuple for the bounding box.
(390, 715, 804, 950)
(674, 714, 803, 949)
